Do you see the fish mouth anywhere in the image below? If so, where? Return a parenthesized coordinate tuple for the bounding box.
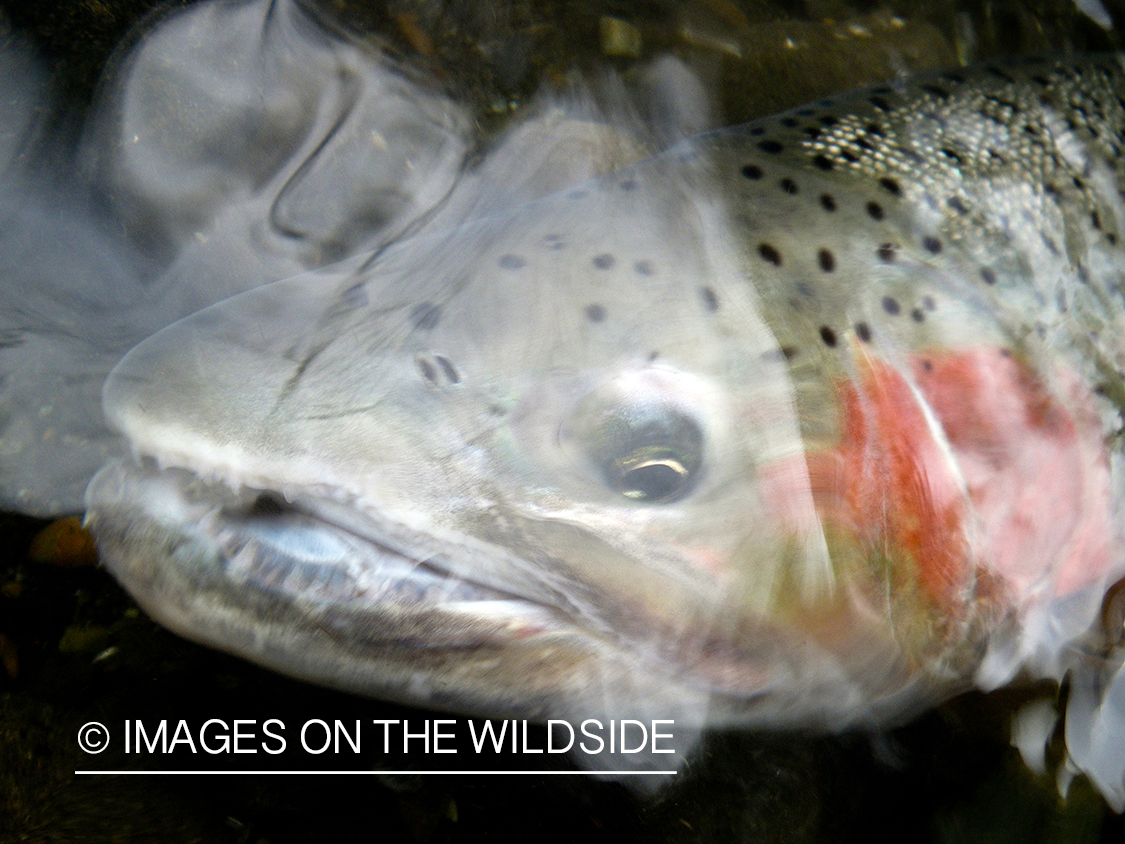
(83, 458, 949, 729)
(84, 457, 601, 716)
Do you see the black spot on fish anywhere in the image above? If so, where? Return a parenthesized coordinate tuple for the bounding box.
(879, 177, 902, 197)
(593, 253, 615, 269)
(817, 249, 835, 272)
(543, 234, 566, 250)
(877, 243, 896, 262)
(780, 117, 799, 127)
(620, 179, 637, 191)
(749, 125, 766, 136)
(1092, 211, 1102, 230)
(341, 282, 368, 308)
(855, 322, 872, 342)
(921, 84, 950, 98)
(921, 359, 933, 372)
(416, 357, 436, 384)
(866, 123, 884, 137)
(866, 201, 884, 220)
(812, 154, 834, 171)
(840, 150, 859, 164)
(410, 302, 442, 331)
(585, 304, 606, 323)
(980, 267, 997, 285)
(742, 164, 763, 180)
(782, 346, 798, 360)
(942, 71, 965, 84)
(699, 287, 719, 312)
(819, 326, 837, 347)
(882, 296, 900, 315)
(911, 308, 925, 323)
(820, 194, 836, 211)
(780, 178, 798, 194)
(947, 197, 968, 214)
(634, 260, 654, 276)
(758, 243, 782, 265)
(819, 115, 838, 126)
(1031, 75, 1050, 86)
(922, 236, 942, 254)
(498, 254, 526, 269)
(804, 127, 822, 139)
(759, 140, 784, 154)
(869, 95, 891, 111)
(923, 296, 936, 310)
(1024, 124, 1040, 136)
(940, 147, 963, 163)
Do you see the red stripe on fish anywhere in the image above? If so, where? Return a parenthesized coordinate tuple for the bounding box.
(804, 347, 1113, 613)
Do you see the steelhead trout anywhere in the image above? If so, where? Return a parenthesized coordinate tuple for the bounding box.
(2, 0, 1124, 810)
(85, 47, 1125, 804)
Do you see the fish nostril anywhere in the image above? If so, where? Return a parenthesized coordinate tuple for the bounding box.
(415, 352, 460, 387)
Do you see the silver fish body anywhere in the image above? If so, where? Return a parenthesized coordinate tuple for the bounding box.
(82, 44, 1125, 802)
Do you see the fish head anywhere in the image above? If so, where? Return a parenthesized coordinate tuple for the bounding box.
(89, 162, 829, 723)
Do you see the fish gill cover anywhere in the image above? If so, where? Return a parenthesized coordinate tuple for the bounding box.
(1, 0, 1125, 826)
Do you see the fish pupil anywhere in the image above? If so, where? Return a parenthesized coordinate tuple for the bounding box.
(614, 451, 690, 502)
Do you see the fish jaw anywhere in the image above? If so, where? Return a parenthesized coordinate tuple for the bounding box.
(84, 459, 614, 720)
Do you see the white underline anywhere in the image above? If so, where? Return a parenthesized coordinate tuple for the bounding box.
(75, 770, 678, 776)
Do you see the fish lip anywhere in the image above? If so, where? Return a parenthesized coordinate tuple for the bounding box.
(85, 456, 569, 643)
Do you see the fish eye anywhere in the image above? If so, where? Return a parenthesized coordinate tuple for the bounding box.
(593, 404, 704, 503)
